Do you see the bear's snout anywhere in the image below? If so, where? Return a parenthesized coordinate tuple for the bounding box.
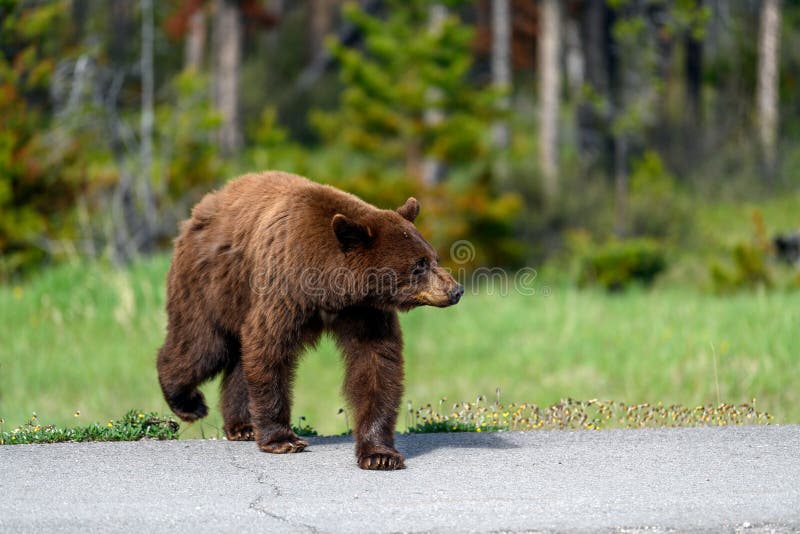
(408, 272, 463, 308)
(448, 284, 464, 305)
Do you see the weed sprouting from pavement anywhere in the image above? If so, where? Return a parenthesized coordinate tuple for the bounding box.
(405, 397, 772, 433)
(294, 416, 319, 437)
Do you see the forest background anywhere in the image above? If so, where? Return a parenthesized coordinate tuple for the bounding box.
(1, 0, 798, 435)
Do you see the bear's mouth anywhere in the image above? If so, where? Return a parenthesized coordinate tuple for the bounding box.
(407, 290, 455, 308)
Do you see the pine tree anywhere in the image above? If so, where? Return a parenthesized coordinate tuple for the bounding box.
(313, 0, 500, 184)
(310, 0, 522, 267)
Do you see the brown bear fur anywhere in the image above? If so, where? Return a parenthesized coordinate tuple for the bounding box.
(156, 171, 463, 470)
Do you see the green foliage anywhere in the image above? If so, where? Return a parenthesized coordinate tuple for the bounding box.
(2, 0, 798, 279)
(710, 243, 771, 292)
(292, 417, 318, 437)
(314, 0, 495, 168)
(307, 0, 522, 267)
(708, 211, 800, 293)
(665, 0, 712, 41)
(628, 150, 693, 241)
(0, 410, 179, 445)
(608, 2, 661, 140)
(2, 401, 769, 442)
(407, 420, 486, 433)
(0, 0, 78, 280)
(44, 67, 225, 260)
(154, 71, 224, 201)
(579, 238, 667, 291)
(0, 3, 227, 278)
(605, 0, 710, 136)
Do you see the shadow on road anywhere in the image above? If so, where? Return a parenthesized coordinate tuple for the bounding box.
(307, 432, 521, 460)
(396, 432, 520, 460)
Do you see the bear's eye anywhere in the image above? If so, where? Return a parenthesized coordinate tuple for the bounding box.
(411, 258, 429, 276)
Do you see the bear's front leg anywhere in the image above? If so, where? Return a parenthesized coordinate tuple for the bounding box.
(333, 308, 405, 470)
(240, 315, 313, 454)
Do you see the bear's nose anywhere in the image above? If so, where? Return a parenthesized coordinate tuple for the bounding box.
(448, 284, 464, 304)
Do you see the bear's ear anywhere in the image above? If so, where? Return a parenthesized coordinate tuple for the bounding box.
(332, 214, 374, 252)
(397, 197, 419, 223)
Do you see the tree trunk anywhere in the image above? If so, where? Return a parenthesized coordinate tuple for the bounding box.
(538, 0, 561, 198)
(613, 135, 628, 237)
(685, 14, 702, 126)
(491, 0, 512, 162)
(109, 0, 134, 65)
(309, 0, 336, 64)
(185, 6, 207, 72)
(683, 2, 703, 167)
(422, 3, 447, 185)
(140, 0, 156, 251)
(757, 0, 781, 181)
(71, 0, 88, 42)
(212, 0, 243, 156)
(267, 0, 284, 16)
(577, 0, 613, 175)
(564, 14, 584, 100)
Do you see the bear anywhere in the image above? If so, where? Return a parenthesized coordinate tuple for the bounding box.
(156, 171, 463, 470)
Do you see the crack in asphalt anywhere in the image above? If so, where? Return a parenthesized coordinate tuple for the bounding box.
(3, 427, 799, 532)
(249, 494, 323, 533)
(224, 442, 321, 532)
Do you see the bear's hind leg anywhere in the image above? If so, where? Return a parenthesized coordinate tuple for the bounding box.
(157, 323, 230, 423)
(221, 358, 254, 440)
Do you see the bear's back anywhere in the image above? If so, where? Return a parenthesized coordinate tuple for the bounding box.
(216, 172, 378, 249)
(168, 172, 386, 329)
(180, 171, 348, 248)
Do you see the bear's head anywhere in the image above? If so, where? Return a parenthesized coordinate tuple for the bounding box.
(332, 197, 464, 311)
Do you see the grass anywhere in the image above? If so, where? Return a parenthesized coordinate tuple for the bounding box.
(1, 398, 771, 445)
(662, 192, 800, 287)
(0, 410, 179, 445)
(693, 193, 800, 251)
(0, 409, 318, 445)
(1, 254, 798, 437)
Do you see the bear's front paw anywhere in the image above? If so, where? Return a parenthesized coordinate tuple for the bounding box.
(357, 444, 405, 470)
(256, 430, 308, 454)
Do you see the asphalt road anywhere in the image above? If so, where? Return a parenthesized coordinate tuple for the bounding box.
(2, 426, 799, 533)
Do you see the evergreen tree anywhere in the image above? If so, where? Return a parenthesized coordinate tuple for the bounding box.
(313, 0, 500, 183)
(310, 0, 523, 267)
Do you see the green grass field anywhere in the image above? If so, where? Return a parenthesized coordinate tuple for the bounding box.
(1, 255, 798, 437)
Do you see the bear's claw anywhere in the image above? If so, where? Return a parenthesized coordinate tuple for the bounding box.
(258, 436, 309, 454)
(358, 448, 405, 470)
(225, 424, 255, 441)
